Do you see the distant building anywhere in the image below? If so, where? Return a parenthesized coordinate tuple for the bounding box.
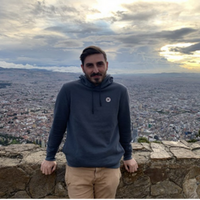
(41, 140, 46, 148)
(132, 128, 138, 142)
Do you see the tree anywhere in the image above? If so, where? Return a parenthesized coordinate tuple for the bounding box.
(10, 139, 20, 144)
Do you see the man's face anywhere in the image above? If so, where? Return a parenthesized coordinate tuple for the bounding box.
(81, 53, 108, 85)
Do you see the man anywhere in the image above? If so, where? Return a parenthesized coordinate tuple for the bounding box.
(41, 46, 138, 199)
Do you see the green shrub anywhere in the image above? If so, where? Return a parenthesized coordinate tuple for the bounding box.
(138, 137, 149, 143)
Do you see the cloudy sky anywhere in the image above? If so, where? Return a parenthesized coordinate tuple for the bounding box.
(0, 0, 200, 74)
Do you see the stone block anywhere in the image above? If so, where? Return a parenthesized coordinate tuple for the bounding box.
(28, 169, 56, 198)
(183, 167, 200, 198)
(0, 167, 29, 197)
(145, 167, 168, 184)
(170, 147, 200, 159)
(11, 191, 31, 199)
(151, 180, 182, 198)
(150, 143, 172, 159)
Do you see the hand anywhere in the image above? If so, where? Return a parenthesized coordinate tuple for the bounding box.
(123, 158, 138, 173)
(40, 160, 57, 175)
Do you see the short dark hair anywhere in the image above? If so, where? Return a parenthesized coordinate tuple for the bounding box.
(80, 46, 107, 65)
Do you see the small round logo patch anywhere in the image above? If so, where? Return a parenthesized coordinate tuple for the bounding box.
(106, 97, 111, 102)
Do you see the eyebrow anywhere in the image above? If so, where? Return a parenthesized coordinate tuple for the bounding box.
(85, 61, 104, 66)
(97, 61, 104, 64)
(85, 63, 93, 66)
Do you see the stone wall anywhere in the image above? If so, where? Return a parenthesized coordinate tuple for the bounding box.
(0, 141, 200, 198)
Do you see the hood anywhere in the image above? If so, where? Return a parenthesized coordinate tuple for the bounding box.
(79, 75, 113, 114)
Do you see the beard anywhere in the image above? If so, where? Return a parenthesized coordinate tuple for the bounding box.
(85, 72, 107, 85)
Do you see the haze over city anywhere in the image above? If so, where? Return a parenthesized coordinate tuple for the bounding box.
(0, 0, 200, 74)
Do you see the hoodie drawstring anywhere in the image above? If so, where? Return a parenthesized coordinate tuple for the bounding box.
(92, 89, 102, 114)
(79, 75, 113, 114)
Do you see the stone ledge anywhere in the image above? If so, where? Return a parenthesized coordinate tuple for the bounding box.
(0, 141, 200, 198)
(150, 143, 172, 160)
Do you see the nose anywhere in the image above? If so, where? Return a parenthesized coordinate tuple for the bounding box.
(93, 65, 99, 73)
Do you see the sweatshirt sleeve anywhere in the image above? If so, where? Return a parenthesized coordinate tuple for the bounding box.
(46, 84, 70, 161)
(118, 87, 133, 160)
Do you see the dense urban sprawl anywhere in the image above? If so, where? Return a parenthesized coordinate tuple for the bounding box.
(0, 68, 200, 146)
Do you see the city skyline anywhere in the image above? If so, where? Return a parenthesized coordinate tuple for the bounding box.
(0, 0, 200, 74)
(1, 68, 200, 143)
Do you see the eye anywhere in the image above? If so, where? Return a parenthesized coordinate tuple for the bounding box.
(97, 61, 104, 66)
(86, 63, 93, 68)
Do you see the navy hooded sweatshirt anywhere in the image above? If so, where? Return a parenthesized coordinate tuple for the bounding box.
(46, 75, 132, 168)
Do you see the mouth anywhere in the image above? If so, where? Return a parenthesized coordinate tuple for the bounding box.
(91, 73, 102, 78)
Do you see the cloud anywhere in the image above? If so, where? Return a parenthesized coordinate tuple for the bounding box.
(45, 21, 113, 37)
(178, 42, 200, 54)
(0, 60, 82, 73)
(0, 0, 200, 74)
(112, 10, 156, 22)
(157, 28, 197, 41)
(114, 27, 198, 49)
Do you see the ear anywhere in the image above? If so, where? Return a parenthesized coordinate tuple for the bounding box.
(81, 64, 85, 73)
(106, 61, 108, 71)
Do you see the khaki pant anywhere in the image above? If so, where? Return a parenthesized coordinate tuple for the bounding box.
(65, 164, 121, 199)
